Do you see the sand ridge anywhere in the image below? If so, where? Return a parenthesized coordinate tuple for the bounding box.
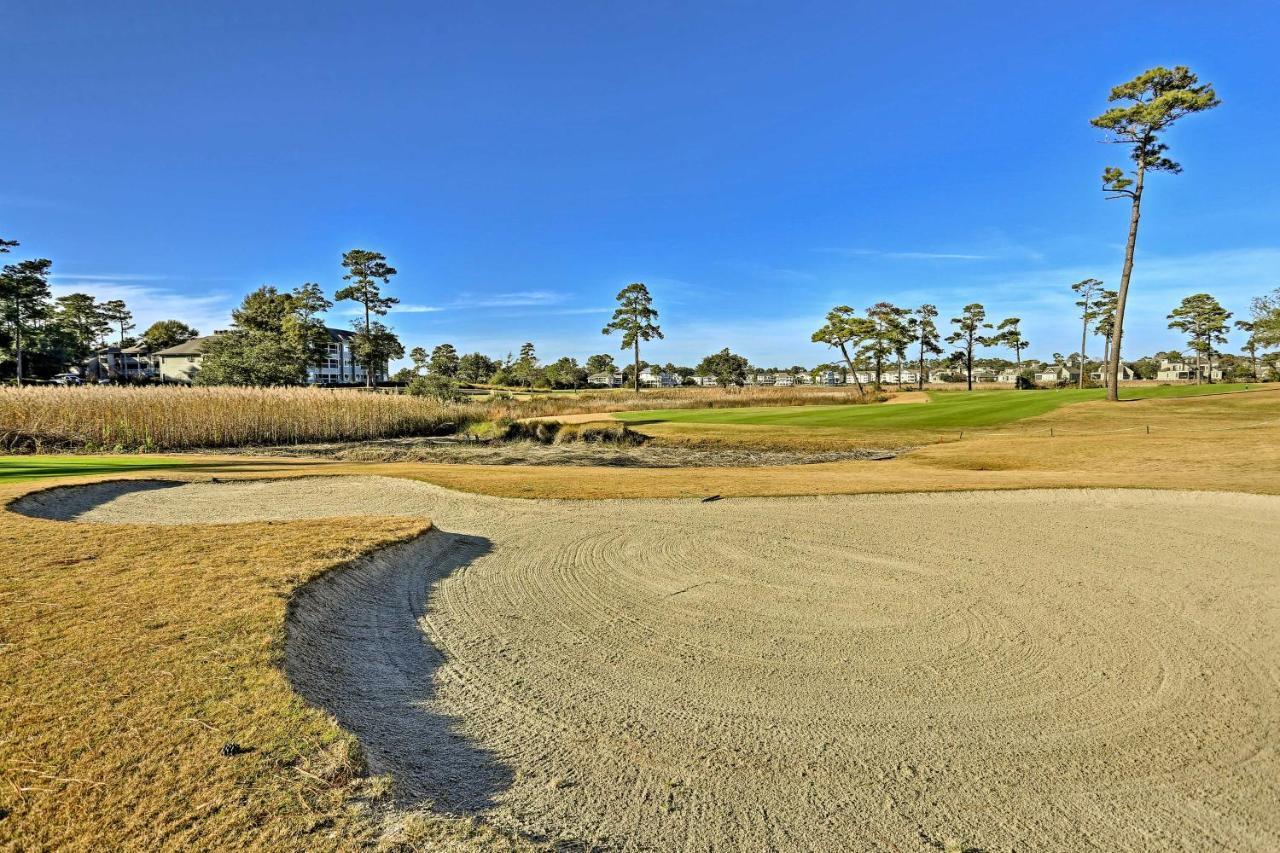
(17, 476, 1280, 851)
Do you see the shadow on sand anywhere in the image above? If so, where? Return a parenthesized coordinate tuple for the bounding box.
(284, 529, 512, 814)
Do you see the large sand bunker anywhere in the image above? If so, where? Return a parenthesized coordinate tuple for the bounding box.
(18, 477, 1280, 850)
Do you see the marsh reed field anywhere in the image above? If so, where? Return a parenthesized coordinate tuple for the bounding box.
(0, 384, 874, 451)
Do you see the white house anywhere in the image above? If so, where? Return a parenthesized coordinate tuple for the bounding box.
(814, 369, 844, 385)
(1156, 359, 1222, 382)
(773, 374, 794, 386)
(1089, 363, 1137, 382)
(639, 367, 680, 388)
(307, 328, 377, 385)
(691, 374, 718, 387)
(1034, 364, 1080, 384)
(588, 370, 624, 387)
(153, 327, 387, 385)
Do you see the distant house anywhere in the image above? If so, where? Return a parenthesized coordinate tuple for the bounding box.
(814, 369, 844, 386)
(793, 372, 813, 385)
(84, 344, 159, 381)
(154, 335, 220, 383)
(1089, 363, 1137, 382)
(1034, 364, 1080, 384)
(153, 327, 386, 384)
(691, 374, 718, 387)
(773, 374, 794, 386)
(588, 370, 624, 387)
(1156, 359, 1222, 382)
(995, 368, 1020, 384)
(970, 367, 998, 384)
(638, 368, 679, 388)
(754, 372, 776, 386)
(307, 328, 379, 385)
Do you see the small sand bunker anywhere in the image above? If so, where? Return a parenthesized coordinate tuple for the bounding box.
(19, 476, 1280, 850)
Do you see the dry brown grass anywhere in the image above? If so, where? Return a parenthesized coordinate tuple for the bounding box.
(0, 385, 876, 452)
(0, 478, 537, 851)
(2, 390, 1277, 848)
(334, 389, 1280, 498)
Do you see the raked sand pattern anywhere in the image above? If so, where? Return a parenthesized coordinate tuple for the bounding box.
(17, 476, 1280, 851)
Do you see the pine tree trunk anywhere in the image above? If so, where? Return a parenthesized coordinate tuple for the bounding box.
(364, 301, 372, 388)
(633, 340, 640, 392)
(966, 341, 973, 391)
(1107, 165, 1145, 401)
(1079, 311, 1088, 389)
(15, 317, 22, 387)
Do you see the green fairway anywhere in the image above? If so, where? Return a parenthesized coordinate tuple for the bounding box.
(0, 455, 198, 483)
(614, 384, 1262, 432)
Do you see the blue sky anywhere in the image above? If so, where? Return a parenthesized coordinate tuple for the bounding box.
(5, 1, 1278, 368)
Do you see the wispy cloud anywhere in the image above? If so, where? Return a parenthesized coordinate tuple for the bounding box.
(817, 248, 989, 261)
(49, 279, 235, 336)
(454, 290, 567, 308)
(52, 273, 171, 283)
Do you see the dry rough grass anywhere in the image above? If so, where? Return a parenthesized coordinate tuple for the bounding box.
(0, 477, 536, 851)
(0, 385, 877, 452)
(22, 476, 1280, 850)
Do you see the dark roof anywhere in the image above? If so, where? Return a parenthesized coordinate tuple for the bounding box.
(153, 335, 219, 357)
(153, 326, 354, 358)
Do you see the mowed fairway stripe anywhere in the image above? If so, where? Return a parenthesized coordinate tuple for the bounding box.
(23, 475, 1280, 851)
(615, 384, 1268, 432)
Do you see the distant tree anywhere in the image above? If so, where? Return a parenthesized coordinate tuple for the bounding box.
(198, 333, 310, 386)
(512, 342, 538, 388)
(350, 320, 404, 384)
(406, 372, 463, 402)
(620, 360, 650, 388)
(1071, 278, 1104, 389)
(140, 320, 200, 351)
(1092, 66, 1220, 400)
(284, 282, 334, 373)
(1168, 293, 1231, 384)
(0, 258, 53, 384)
(994, 317, 1030, 382)
(603, 282, 662, 392)
(1249, 288, 1280, 350)
(585, 353, 616, 376)
(100, 299, 134, 349)
(408, 346, 429, 375)
(201, 284, 339, 385)
(864, 302, 911, 390)
(908, 304, 943, 391)
(0, 238, 17, 254)
(697, 348, 750, 388)
(54, 293, 110, 364)
(945, 303, 992, 391)
(1234, 320, 1261, 379)
(1093, 288, 1120, 371)
(457, 352, 497, 384)
(429, 343, 460, 377)
(544, 356, 587, 389)
(812, 306, 873, 394)
(337, 249, 399, 387)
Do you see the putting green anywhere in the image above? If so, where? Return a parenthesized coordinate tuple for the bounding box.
(614, 384, 1259, 432)
(0, 455, 197, 483)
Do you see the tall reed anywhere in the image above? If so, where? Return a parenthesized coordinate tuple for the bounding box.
(0, 384, 875, 451)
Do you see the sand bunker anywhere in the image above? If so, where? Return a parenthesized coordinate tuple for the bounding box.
(18, 477, 1280, 850)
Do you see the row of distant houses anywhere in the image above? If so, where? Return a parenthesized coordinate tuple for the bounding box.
(81, 328, 387, 385)
(586, 359, 1241, 389)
